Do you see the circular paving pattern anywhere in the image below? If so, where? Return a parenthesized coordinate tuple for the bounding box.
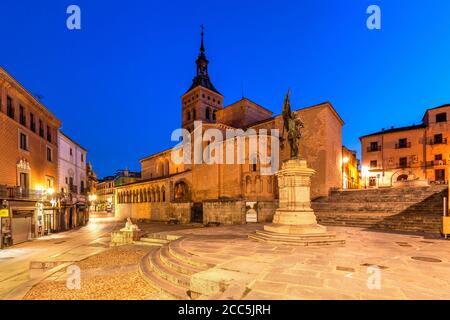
(411, 256, 442, 263)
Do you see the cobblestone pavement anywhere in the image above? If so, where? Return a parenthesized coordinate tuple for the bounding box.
(157, 224, 450, 300)
(0, 217, 119, 299)
(24, 246, 159, 300)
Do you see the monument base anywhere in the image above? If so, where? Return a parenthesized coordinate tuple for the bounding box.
(250, 158, 345, 246)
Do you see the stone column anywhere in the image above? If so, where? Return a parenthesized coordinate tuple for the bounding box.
(264, 158, 327, 235)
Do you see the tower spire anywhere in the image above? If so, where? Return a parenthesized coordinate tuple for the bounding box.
(200, 24, 205, 57)
(185, 25, 221, 95)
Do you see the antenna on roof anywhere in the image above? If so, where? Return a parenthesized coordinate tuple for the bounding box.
(34, 93, 44, 101)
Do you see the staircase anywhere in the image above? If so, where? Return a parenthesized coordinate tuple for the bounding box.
(139, 237, 215, 299)
(312, 185, 448, 234)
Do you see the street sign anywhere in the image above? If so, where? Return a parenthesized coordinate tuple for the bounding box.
(0, 209, 9, 217)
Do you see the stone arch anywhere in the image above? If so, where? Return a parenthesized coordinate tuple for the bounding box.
(147, 188, 151, 202)
(164, 159, 170, 177)
(161, 186, 166, 202)
(156, 186, 160, 202)
(174, 179, 191, 201)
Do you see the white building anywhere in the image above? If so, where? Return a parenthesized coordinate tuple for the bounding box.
(57, 131, 88, 229)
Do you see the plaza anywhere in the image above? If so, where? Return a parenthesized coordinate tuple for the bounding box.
(1, 216, 448, 300)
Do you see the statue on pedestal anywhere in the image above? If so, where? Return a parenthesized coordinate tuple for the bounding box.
(250, 89, 345, 246)
(282, 89, 304, 159)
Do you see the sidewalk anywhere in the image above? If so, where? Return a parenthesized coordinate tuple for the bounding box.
(0, 217, 118, 299)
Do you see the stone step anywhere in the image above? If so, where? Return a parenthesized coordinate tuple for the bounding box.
(139, 250, 190, 300)
(255, 230, 337, 241)
(148, 248, 191, 289)
(133, 240, 164, 247)
(159, 245, 204, 276)
(168, 239, 216, 270)
(139, 237, 170, 245)
(249, 233, 345, 246)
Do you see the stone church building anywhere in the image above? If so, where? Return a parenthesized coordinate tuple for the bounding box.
(115, 32, 344, 224)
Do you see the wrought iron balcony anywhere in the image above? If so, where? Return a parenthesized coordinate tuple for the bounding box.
(0, 185, 45, 201)
(428, 138, 448, 145)
(426, 159, 447, 167)
(367, 146, 382, 152)
(395, 142, 411, 149)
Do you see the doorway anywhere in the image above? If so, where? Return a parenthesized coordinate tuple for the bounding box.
(191, 203, 203, 223)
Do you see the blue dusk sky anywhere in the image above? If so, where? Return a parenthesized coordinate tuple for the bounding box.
(1, 0, 450, 178)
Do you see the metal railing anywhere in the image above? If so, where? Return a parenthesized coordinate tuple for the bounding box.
(428, 137, 448, 145)
(395, 142, 411, 149)
(367, 146, 382, 152)
(426, 159, 447, 167)
(0, 185, 44, 201)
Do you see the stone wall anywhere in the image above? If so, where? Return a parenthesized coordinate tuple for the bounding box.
(115, 202, 191, 223)
(203, 200, 277, 225)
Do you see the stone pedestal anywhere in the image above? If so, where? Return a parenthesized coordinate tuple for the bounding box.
(250, 158, 344, 246)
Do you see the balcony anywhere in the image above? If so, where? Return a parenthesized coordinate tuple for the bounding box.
(367, 146, 382, 152)
(426, 160, 447, 167)
(395, 142, 411, 149)
(395, 163, 411, 169)
(0, 185, 45, 201)
(428, 138, 447, 145)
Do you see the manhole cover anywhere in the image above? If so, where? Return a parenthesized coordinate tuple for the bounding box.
(336, 266, 355, 272)
(360, 263, 388, 270)
(411, 256, 442, 263)
(396, 242, 412, 247)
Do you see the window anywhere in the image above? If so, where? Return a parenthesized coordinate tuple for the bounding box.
(187, 111, 191, 121)
(81, 154, 84, 162)
(212, 111, 216, 121)
(370, 142, 379, 152)
(205, 108, 210, 120)
(398, 138, 408, 148)
(435, 154, 443, 161)
(39, 120, 44, 137)
(19, 105, 26, 126)
(46, 146, 52, 162)
(193, 109, 196, 120)
(46, 126, 52, 142)
(80, 181, 85, 194)
(6, 96, 14, 119)
(70, 148, 73, 156)
(30, 113, 36, 132)
(370, 160, 378, 168)
(436, 113, 447, 123)
(434, 134, 443, 144)
(399, 157, 408, 168)
(19, 132, 28, 151)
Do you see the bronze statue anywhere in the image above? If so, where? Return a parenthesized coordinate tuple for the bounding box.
(282, 89, 304, 159)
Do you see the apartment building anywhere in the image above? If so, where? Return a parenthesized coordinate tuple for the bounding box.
(360, 104, 450, 188)
(0, 67, 61, 246)
(58, 131, 88, 229)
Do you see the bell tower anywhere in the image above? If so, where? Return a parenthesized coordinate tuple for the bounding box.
(182, 25, 224, 131)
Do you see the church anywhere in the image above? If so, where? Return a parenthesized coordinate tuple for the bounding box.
(114, 30, 344, 224)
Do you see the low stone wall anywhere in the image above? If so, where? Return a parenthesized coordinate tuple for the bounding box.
(203, 200, 277, 225)
(110, 230, 141, 247)
(115, 202, 192, 224)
